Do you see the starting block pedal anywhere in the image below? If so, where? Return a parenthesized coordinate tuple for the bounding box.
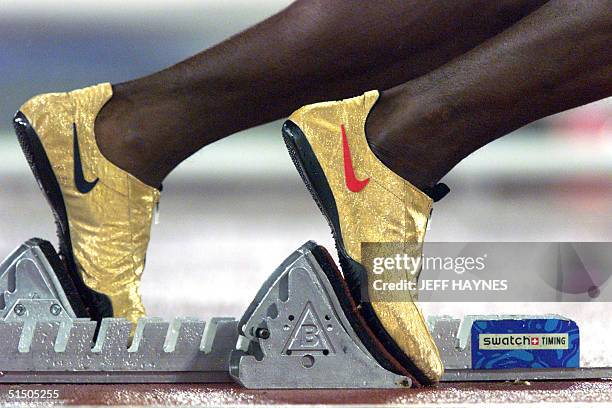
(0, 238, 82, 323)
(230, 241, 410, 388)
(0, 238, 610, 386)
(0, 238, 237, 383)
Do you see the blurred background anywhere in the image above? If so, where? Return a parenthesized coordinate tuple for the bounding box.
(0, 0, 610, 366)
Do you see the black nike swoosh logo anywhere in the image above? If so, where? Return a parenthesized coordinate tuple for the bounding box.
(73, 123, 99, 194)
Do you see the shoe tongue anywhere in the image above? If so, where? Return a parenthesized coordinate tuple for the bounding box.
(422, 183, 450, 202)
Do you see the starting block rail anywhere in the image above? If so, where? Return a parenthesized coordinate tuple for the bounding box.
(0, 239, 610, 387)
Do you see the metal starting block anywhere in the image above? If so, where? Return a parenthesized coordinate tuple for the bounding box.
(0, 238, 610, 387)
(0, 238, 78, 323)
(0, 239, 408, 387)
(229, 242, 408, 388)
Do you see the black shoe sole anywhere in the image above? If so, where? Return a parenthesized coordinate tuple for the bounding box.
(13, 111, 113, 322)
(282, 120, 432, 386)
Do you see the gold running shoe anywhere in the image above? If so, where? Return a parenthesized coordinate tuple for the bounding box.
(13, 83, 160, 324)
(283, 91, 446, 386)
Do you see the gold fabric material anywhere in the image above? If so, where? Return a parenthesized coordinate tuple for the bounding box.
(20, 83, 160, 324)
(288, 91, 443, 382)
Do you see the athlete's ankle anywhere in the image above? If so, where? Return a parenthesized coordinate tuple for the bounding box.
(94, 85, 168, 189)
(365, 86, 459, 193)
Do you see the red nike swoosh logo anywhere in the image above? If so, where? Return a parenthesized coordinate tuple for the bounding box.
(341, 124, 370, 192)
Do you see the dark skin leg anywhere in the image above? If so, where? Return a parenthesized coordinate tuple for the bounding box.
(366, 0, 612, 191)
(95, 0, 546, 188)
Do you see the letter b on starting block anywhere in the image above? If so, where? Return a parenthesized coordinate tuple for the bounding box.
(284, 302, 333, 354)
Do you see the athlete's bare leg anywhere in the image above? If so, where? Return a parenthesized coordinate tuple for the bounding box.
(366, 0, 611, 191)
(94, 0, 546, 187)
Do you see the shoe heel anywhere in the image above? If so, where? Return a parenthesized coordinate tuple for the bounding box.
(12, 111, 113, 322)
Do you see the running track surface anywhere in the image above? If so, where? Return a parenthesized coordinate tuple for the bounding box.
(0, 381, 611, 406)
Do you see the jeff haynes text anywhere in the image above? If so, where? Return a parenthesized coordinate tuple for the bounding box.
(371, 279, 508, 292)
